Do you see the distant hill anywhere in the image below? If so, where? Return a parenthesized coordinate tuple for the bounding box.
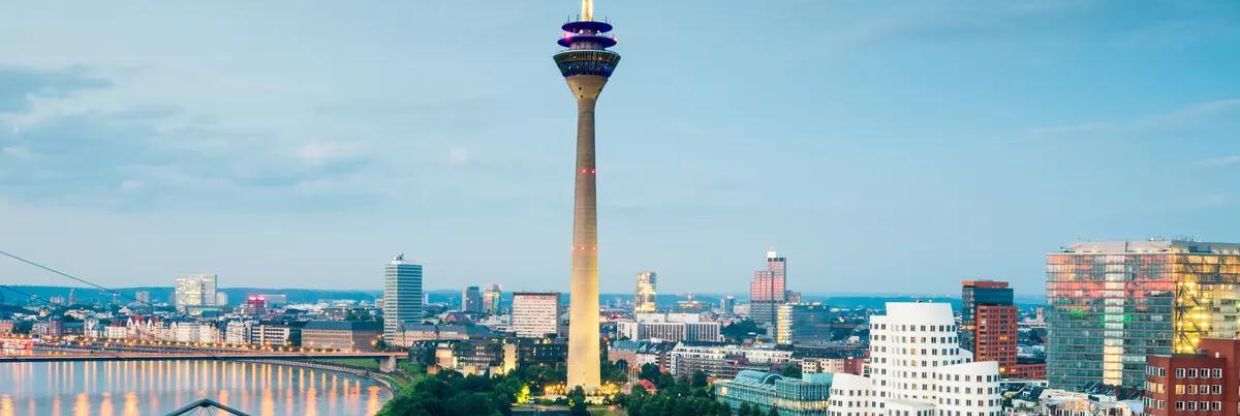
(0, 285, 378, 306)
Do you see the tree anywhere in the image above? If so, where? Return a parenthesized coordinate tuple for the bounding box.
(639, 363, 662, 382)
(721, 319, 763, 341)
(767, 407, 779, 416)
(631, 384, 649, 398)
(779, 362, 801, 379)
(738, 402, 753, 416)
(373, 336, 389, 352)
(603, 359, 629, 384)
(567, 385, 589, 416)
(690, 370, 708, 388)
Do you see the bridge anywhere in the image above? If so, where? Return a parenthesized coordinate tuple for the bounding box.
(0, 351, 407, 372)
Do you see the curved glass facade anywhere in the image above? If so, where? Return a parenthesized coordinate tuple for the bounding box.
(554, 50, 621, 78)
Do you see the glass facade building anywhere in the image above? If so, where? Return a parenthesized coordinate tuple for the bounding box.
(634, 271, 657, 314)
(750, 251, 788, 325)
(174, 273, 218, 313)
(776, 303, 833, 345)
(1046, 240, 1240, 389)
(461, 286, 483, 314)
(717, 370, 832, 416)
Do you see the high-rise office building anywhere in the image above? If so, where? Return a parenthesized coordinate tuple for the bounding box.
(383, 254, 424, 344)
(512, 292, 563, 339)
(461, 286, 483, 314)
(483, 284, 503, 316)
(775, 303, 833, 345)
(721, 296, 735, 314)
(556, 0, 621, 392)
(245, 295, 268, 317)
(960, 280, 1017, 378)
(828, 302, 1001, 415)
(1047, 240, 1240, 389)
(174, 273, 218, 312)
(750, 250, 787, 325)
(634, 271, 657, 314)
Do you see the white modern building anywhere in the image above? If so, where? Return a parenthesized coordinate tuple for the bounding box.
(669, 342, 794, 378)
(225, 320, 252, 345)
(383, 254, 424, 343)
(174, 273, 218, 312)
(828, 302, 1001, 415)
(511, 292, 562, 338)
(616, 313, 722, 342)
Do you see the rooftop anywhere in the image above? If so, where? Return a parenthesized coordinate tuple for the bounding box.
(1060, 240, 1240, 254)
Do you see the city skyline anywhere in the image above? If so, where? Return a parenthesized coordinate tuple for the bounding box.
(2, 1, 1239, 296)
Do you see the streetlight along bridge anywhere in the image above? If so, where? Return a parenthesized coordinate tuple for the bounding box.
(0, 351, 406, 372)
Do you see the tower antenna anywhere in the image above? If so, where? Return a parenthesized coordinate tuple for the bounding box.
(582, 0, 594, 21)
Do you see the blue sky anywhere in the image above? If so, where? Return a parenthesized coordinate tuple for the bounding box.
(1, 1, 1238, 296)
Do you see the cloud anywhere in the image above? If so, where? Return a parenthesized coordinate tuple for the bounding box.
(1026, 98, 1240, 140)
(449, 146, 470, 165)
(1, 145, 31, 159)
(819, 0, 1094, 50)
(1199, 155, 1240, 167)
(0, 66, 108, 114)
(0, 67, 385, 211)
(295, 140, 368, 167)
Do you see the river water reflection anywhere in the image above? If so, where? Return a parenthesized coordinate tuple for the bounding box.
(0, 360, 391, 415)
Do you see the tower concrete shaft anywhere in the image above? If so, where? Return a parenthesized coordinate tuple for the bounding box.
(566, 75, 606, 391)
(555, 3, 619, 393)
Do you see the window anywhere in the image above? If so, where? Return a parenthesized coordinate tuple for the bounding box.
(1177, 368, 1186, 378)
(1189, 368, 1199, 378)
(1214, 368, 1223, 378)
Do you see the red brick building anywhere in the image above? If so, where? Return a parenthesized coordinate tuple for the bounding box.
(961, 280, 1018, 377)
(1012, 358, 1047, 380)
(1145, 339, 1240, 415)
(974, 304, 1018, 376)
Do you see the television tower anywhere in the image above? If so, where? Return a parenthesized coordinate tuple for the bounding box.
(554, 0, 620, 392)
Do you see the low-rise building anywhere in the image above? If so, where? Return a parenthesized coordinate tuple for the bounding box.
(616, 313, 722, 343)
(716, 370, 832, 416)
(392, 324, 499, 346)
(511, 292, 562, 339)
(224, 320, 252, 345)
(608, 340, 675, 374)
(1145, 338, 1240, 416)
(302, 321, 383, 352)
(249, 321, 305, 347)
(1012, 356, 1047, 380)
(669, 342, 794, 379)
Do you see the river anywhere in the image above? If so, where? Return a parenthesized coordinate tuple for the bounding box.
(0, 360, 392, 416)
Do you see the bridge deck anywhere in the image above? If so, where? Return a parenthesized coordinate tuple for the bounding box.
(0, 352, 404, 363)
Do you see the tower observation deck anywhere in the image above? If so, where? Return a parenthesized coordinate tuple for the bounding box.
(556, 0, 619, 393)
